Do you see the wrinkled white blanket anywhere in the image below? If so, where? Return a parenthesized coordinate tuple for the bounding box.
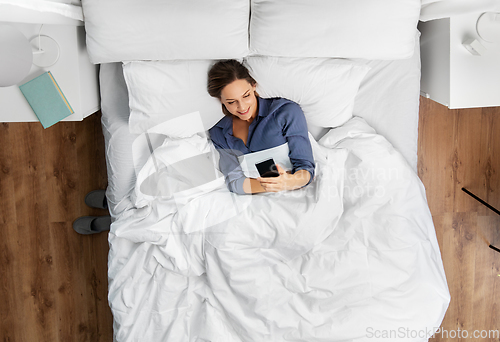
(108, 117, 449, 342)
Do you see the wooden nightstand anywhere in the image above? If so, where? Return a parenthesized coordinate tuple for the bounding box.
(0, 22, 100, 123)
(419, 15, 500, 109)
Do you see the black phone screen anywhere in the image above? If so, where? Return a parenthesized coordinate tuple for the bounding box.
(255, 158, 279, 177)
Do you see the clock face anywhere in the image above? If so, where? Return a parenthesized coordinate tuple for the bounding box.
(477, 12, 500, 43)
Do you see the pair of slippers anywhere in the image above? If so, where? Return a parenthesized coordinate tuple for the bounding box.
(73, 190, 111, 235)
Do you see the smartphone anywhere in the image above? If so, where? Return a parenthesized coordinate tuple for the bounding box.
(255, 158, 279, 178)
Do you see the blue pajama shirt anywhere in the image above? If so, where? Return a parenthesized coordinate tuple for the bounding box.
(208, 97, 315, 195)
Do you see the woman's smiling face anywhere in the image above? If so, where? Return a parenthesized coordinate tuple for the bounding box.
(220, 79, 258, 122)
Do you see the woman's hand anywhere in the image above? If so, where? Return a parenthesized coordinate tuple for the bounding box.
(257, 164, 311, 192)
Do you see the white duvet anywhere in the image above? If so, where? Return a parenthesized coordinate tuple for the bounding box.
(107, 117, 449, 342)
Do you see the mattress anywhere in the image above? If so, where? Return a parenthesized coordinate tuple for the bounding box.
(98, 34, 450, 342)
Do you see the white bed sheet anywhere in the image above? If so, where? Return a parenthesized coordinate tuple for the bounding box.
(105, 117, 449, 342)
(352, 35, 421, 172)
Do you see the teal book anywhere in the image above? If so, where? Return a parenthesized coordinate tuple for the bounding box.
(19, 71, 74, 129)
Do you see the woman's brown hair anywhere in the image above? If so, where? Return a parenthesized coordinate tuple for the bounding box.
(207, 59, 257, 116)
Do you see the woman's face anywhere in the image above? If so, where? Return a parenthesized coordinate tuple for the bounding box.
(220, 79, 258, 122)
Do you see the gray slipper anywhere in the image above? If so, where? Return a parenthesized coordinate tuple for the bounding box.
(73, 216, 111, 235)
(85, 190, 108, 209)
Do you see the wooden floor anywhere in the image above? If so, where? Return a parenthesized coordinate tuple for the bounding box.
(1, 99, 499, 341)
(0, 113, 112, 342)
(419, 98, 500, 342)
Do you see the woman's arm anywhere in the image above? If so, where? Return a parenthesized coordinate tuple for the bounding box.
(257, 165, 311, 192)
(211, 134, 274, 195)
(209, 127, 249, 195)
(275, 102, 316, 189)
(242, 178, 267, 194)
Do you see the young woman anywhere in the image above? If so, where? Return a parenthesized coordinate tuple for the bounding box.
(207, 59, 315, 195)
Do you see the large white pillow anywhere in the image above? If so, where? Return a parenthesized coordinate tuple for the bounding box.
(244, 57, 370, 128)
(123, 60, 224, 135)
(249, 0, 421, 60)
(124, 58, 370, 135)
(81, 0, 249, 63)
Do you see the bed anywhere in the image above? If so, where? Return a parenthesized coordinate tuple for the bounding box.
(81, 0, 450, 341)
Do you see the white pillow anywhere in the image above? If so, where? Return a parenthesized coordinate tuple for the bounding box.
(81, 0, 249, 63)
(244, 56, 370, 128)
(249, 0, 421, 60)
(122, 60, 224, 135)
